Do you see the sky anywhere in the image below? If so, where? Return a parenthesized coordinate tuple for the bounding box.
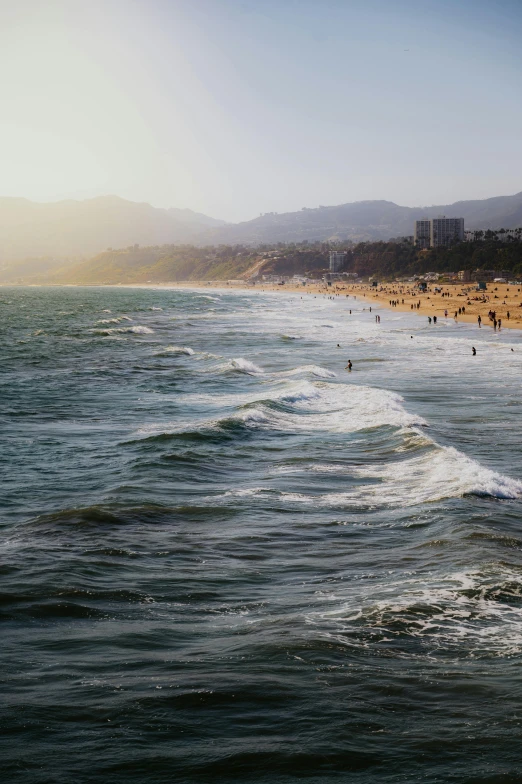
(1, 0, 521, 222)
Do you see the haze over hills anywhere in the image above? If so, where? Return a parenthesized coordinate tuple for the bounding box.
(196, 192, 522, 246)
(1, 193, 522, 274)
(0, 195, 225, 263)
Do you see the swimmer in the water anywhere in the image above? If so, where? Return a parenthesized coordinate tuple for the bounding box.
(345, 360, 353, 370)
(472, 347, 476, 355)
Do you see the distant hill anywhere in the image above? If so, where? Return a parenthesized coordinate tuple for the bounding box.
(0, 195, 224, 263)
(196, 193, 522, 246)
(22, 245, 259, 286)
(9, 231, 522, 288)
(2, 192, 522, 276)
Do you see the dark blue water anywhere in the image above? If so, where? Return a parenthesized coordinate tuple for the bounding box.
(2, 285, 522, 783)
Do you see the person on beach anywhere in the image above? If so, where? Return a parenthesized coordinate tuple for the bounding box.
(345, 360, 353, 370)
(428, 317, 432, 324)
(472, 347, 476, 355)
(478, 315, 481, 327)
(498, 318, 502, 330)
(433, 316, 437, 324)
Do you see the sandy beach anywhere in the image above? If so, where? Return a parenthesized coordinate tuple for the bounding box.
(148, 278, 522, 332)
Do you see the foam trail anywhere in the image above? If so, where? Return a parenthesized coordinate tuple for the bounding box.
(309, 566, 522, 657)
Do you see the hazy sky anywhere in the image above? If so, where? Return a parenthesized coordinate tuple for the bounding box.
(1, 0, 522, 221)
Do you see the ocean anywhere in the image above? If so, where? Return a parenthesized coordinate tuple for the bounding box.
(2, 285, 522, 783)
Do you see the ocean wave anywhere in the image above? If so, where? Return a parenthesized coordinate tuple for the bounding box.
(257, 433, 522, 507)
(310, 566, 522, 658)
(280, 365, 337, 378)
(229, 358, 264, 374)
(136, 381, 425, 443)
(349, 443, 522, 504)
(96, 317, 125, 324)
(93, 325, 154, 335)
(156, 345, 195, 355)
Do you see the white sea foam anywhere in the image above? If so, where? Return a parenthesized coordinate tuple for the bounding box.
(347, 444, 522, 504)
(277, 382, 321, 404)
(178, 382, 425, 439)
(281, 365, 337, 379)
(157, 345, 195, 355)
(229, 358, 264, 374)
(96, 318, 123, 324)
(122, 325, 154, 334)
(310, 567, 522, 657)
(94, 325, 154, 335)
(241, 435, 522, 508)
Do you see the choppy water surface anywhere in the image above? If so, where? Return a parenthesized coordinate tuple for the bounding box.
(2, 285, 522, 783)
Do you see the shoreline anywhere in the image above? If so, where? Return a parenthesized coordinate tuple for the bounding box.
(128, 279, 522, 333)
(6, 279, 522, 332)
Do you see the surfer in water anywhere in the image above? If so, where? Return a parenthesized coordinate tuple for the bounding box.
(345, 360, 353, 371)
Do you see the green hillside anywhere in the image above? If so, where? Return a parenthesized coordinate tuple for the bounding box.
(4, 235, 522, 286)
(47, 245, 258, 284)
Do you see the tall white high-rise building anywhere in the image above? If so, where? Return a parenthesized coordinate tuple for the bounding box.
(329, 251, 346, 272)
(414, 220, 431, 249)
(430, 217, 464, 247)
(414, 217, 464, 248)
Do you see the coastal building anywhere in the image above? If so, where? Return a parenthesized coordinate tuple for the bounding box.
(458, 270, 471, 282)
(473, 269, 496, 282)
(431, 217, 465, 247)
(414, 220, 431, 249)
(415, 217, 465, 248)
(329, 251, 346, 272)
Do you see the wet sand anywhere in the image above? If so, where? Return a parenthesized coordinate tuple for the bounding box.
(149, 279, 522, 331)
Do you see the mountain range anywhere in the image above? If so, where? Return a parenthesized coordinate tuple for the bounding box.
(196, 192, 522, 246)
(0, 195, 224, 262)
(1, 192, 522, 267)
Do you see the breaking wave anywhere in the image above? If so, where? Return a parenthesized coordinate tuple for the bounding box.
(310, 565, 522, 658)
(229, 358, 264, 375)
(156, 345, 195, 355)
(94, 325, 154, 335)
